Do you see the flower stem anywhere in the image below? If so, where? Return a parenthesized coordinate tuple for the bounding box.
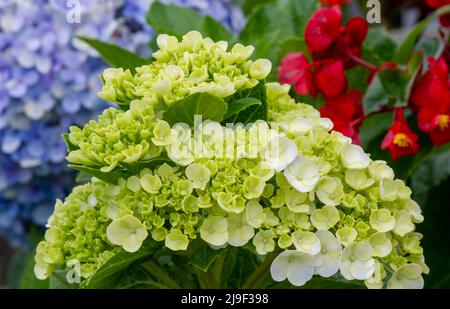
(350, 55, 378, 71)
(142, 259, 181, 289)
(241, 249, 281, 289)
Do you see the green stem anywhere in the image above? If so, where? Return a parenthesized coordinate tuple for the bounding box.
(142, 259, 181, 289)
(241, 249, 281, 289)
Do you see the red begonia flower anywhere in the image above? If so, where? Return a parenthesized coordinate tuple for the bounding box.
(305, 7, 343, 53)
(410, 57, 450, 111)
(278, 52, 317, 97)
(314, 60, 348, 97)
(381, 109, 420, 160)
(429, 112, 450, 145)
(310, 17, 368, 68)
(320, 90, 364, 144)
(320, 0, 351, 5)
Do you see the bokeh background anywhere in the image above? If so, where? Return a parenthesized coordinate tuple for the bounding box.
(1, 0, 449, 288)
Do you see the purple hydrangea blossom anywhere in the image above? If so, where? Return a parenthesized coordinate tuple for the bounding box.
(0, 0, 245, 247)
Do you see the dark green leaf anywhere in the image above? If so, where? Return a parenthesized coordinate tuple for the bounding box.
(62, 133, 78, 152)
(362, 73, 389, 115)
(68, 164, 122, 185)
(124, 157, 173, 175)
(416, 178, 450, 288)
(346, 66, 371, 92)
(393, 5, 450, 64)
(162, 92, 228, 126)
(223, 97, 261, 123)
(77, 36, 149, 72)
(362, 27, 397, 65)
(232, 80, 268, 124)
(359, 112, 393, 148)
(238, 0, 319, 64)
(363, 52, 422, 115)
(411, 143, 450, 205)
(146, 2, 233, 42)
(83, 242, 160, 288)
(190, 245, 224, 272)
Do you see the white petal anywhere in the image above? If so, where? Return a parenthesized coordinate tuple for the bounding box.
(270, 251, 290, 282)
(315, 255, 340, 278)
(287, 253, 315, 286)
(350, 259, 375, 280)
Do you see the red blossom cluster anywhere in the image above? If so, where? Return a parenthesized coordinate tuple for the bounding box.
(278, 5, 368, 145)
(382, 57, 450, 159)
(278, 1, 450, 160)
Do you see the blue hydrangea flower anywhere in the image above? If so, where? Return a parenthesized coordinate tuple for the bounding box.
(0, 0, 244, 247)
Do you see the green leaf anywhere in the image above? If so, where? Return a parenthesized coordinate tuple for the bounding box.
(146, 2, 233, 42)
(238, 0, 319, 64)
(362, 27, 397, 65)
(83, 242, 160, 288)
(346, 66, 371, 92)
(221, 246, 262, 288)
(416, 37, 445, 70)
(190, 245, 224, 272)
(359, 112, 393, 148)
(363, 52, 422, 115)
(162, 92, 228, 126)
(232, 80, 268, 124)
(124, 157, 173, 175)
(362, 73, 389, 115)
(223, 97, 262, 123)
(393, 5, 450, 64)
(68, 164, 122, 185)
(62, 133, 78, 152)
(411, 143, 450, 205)
(77, 36, 149, 72)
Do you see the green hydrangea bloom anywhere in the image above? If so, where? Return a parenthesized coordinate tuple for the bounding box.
(36, 34, 427, 290)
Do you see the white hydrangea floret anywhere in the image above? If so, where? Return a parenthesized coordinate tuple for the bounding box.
(270, 250, 316, 286)
(106, 215, 148, 253)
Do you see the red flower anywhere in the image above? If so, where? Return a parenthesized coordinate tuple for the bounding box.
(381, 109, 420, 160)
(320, 90, 364, 144)
(410, 57, 450, 112)
(418, 108, 450, 146)
(315, 60, 348, 97)
(320, 0, 351, 5)
(278, 52, 317, 97)
(305, 7, 343, 53)
(306, 7, 368, 69)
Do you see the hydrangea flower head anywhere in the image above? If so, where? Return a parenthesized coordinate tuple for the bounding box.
(35, 33, 427, 290)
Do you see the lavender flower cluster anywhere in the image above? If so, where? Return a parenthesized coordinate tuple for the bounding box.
(0, 0, 244, 246)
